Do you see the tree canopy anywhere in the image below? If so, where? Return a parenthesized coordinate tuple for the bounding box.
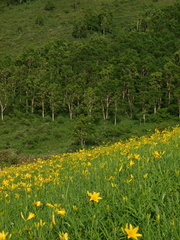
(0, 2, 180, 124)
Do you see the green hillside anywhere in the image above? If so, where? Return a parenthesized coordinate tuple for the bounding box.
(0, 0, 180, 165)
(0, 126, 179, 239)
(0, 0, 177, 58)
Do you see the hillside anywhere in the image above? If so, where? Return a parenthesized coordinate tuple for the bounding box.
(0, 0, 177, 58)
(0, 0, 180, 164)
(0, 126, 179, 239)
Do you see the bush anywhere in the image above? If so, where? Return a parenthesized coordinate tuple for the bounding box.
(56, 116, 65, 124)
(44, 1, 55, 11)
(35, 16, 44, 25)
(0, 149, 20, 167)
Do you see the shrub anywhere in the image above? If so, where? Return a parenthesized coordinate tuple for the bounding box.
(44, 1, 55, 11)
(35, 15, 44, 25)
(0, 149, 19, 167)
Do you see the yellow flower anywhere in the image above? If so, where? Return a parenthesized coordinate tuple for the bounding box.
(24, 173, 32, 179)
(58, 232, 69, 240)
(0, 230, 8, 240)
(56, 208, 66, 216)
(27, 212, 36, 221)
(122, 196, 128, 201)
(46, 203, 61, 208)
(54, 204, 61, 208)
(119, 166, 123, 172)
(133, 154, 140, 160)
(129, 160, 135, 166)
(34, 219, 46, 229)
(105, 176, 114, 181)
(15, 193, 20, 198)
(124, 223, 142, 240)
(2, 180, 9, 186)
(46, 203, 55, 208)
(124, 179, 132, 183)
(154, 151, 160, 158)
(143, 173, 148, 178)
(87, 191, 102, 202)
(21, 212, 36, 221)
(72, 205, 78, 211)
(170, 220, 175, 226)
(52, 212, 56, 225)
(111, 183, 118, 188)
(34, 201, 43, 207)
(156, 214, 160, 221)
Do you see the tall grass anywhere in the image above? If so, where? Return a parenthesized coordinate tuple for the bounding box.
(0, 126, 179, 239)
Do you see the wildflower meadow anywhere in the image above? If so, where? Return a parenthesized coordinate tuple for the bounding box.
(0, 126, 180, 240)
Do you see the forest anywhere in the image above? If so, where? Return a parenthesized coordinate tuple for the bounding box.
(0, 0, 180, 163)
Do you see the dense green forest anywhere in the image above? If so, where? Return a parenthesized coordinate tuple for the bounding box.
(0, 0, 180, 165)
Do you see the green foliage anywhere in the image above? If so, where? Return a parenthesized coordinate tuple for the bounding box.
(35, 15, 44, 26)
(44, 1, 55, 11)
(72, 114, 95, 146)
(0, 149, 24, 167)
(0, 0, 177, 57)
(72, 19, 88, 38)
(5, 0, 36, 6)
(72, 8, 114, 38)
(0, 115, 76, 166)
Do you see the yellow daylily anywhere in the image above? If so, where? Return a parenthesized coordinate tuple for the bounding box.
(33, 201, 43, 207)
(56, 208, 66, 216)
(34, 219, 46, 229)
(21, 212, 36, 221)
(0, 230, 8, 240)
(124, 223, 142, 240)
(52, 212, 56, 225)
(58, 232, 69, 240)
(87, 191, 102, 202)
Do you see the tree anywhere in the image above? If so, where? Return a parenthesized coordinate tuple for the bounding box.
(0, 59, 12, 120)
(72, 114, 95, 147)
(115, 49, 140, 118)
(98, 9, 113, 35)
(148, 71, 163, 114)
(37, 81, 49, 120)
(97, 65, 116, 120)
(0, 83, 10, 120)
(48, 83, 62, 121)
(83, 87, 98, 117)
(72, 19, 88, 38)
(24, 74, 40, 114)
(64, 84, 79, 119)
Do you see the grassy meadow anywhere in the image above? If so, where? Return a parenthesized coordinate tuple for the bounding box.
(0, 126, 179, 239)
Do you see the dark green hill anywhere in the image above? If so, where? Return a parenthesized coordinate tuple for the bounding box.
(0, 0, 177, 58)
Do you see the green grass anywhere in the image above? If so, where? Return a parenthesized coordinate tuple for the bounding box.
(0, 0, 177, 58)
(0, 126, 179, 239)
(0, 113, 178, 167)
(0, 115, 76, 165)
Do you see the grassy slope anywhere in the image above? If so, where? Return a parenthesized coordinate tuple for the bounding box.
(0, 114, 178, 167)
(0, 0, 177, 58)
(0, 126, 179, 239)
